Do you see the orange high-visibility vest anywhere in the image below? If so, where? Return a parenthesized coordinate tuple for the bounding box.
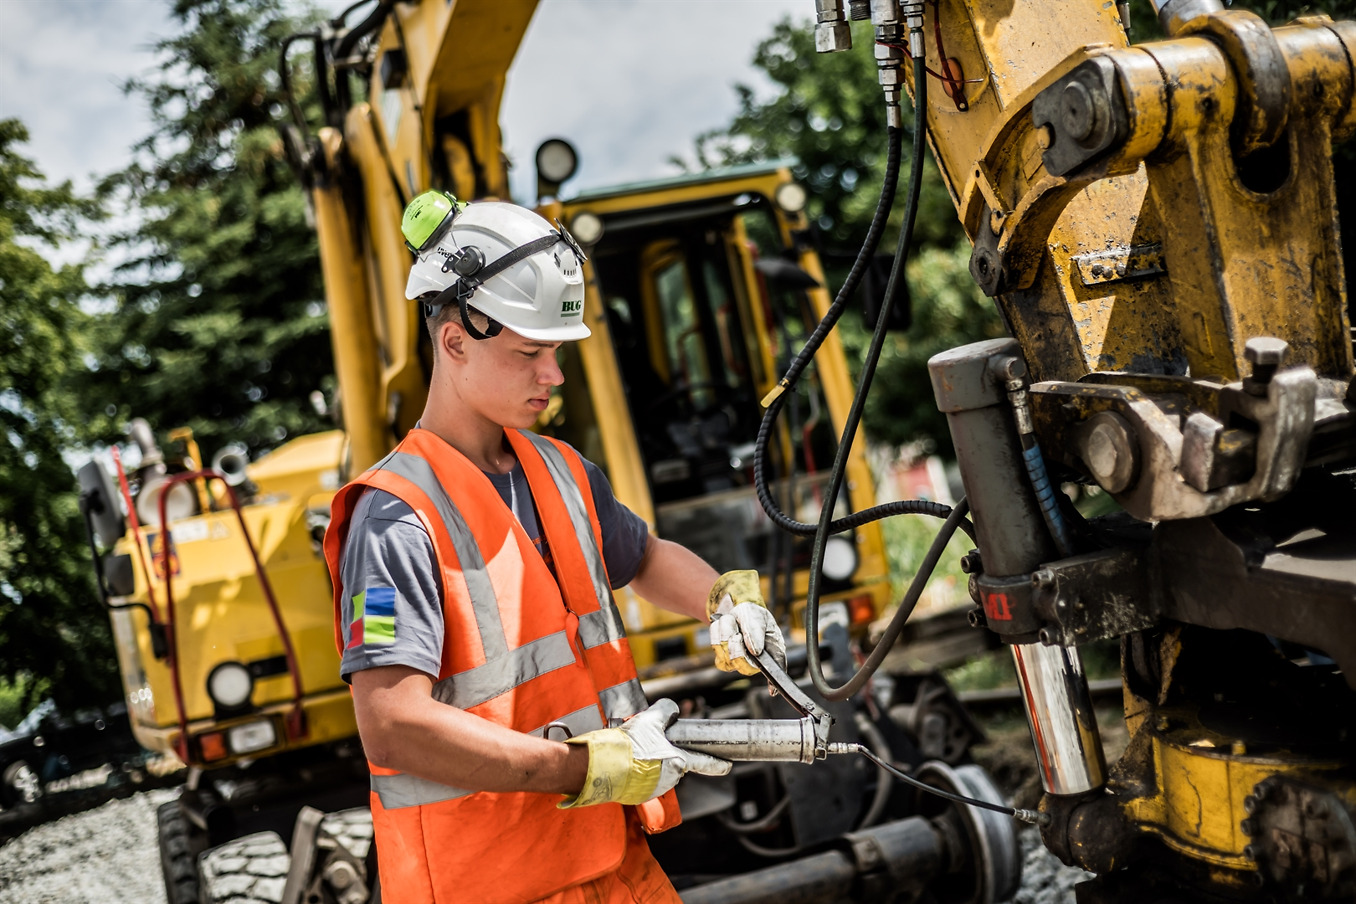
(324, 428, 679, 904)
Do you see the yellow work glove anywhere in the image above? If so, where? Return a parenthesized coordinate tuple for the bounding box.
(558, 699, 730, 809)
(706, 570, 787, 676)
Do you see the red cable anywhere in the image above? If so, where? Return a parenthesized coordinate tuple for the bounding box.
(158, 470, 310, 763)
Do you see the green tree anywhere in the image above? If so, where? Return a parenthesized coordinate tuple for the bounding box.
(82, 0, 333, 460)
(0, 119, 119, 713)
(692, 18, 956, 251)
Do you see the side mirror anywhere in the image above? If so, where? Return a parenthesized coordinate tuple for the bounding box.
(754, 257, 822, 291)
(76, 460, 125, 549)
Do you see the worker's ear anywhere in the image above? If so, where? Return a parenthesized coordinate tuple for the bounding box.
(438, 318, 469, 363)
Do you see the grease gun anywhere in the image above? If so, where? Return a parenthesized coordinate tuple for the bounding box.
(664, 648, 856, 763)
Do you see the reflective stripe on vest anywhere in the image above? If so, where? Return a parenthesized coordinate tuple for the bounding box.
(519, 432, 647, 715)
(578, 605, 626, 650)
(380, 451, 507, 662)
(371, 702, 606, 809)
(520, 431, 612, 618)
(431, 632, 575, 710)
(599, 679, 648, 724)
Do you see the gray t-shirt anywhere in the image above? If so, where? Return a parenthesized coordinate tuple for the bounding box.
(337, 452, 650, 680)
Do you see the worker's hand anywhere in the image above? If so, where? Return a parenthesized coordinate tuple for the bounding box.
(558, 699, 730, 809)
(706, 570, 787, 676)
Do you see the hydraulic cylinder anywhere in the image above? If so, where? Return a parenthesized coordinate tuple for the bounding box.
(929, 338, 1106, 797)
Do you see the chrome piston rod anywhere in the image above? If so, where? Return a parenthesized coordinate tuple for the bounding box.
(1010, 642, 1105, 795)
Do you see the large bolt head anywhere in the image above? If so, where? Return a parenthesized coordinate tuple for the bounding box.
(1061, 81, 1097, 141)
(1078, 411, 1139, 494)
(1244, 336, 1288, 367)
(324, 859, 362, 889)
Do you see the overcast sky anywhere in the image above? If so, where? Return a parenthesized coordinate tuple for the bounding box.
(1, 0, 811, 202)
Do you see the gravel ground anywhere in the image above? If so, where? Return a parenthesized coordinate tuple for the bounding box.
(0, 788, 177, 904)
(1013, 827, 1088, 904)
(0, 786, 1088, 904)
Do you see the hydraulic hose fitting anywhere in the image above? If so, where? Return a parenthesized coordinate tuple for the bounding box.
(815, 0, 853, 53)
(875, 27, 906, 128)
(900, 1, 926, 57)
(872, 1, 912, 129)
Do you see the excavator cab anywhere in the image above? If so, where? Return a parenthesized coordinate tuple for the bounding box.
(539, 161, 891, 667)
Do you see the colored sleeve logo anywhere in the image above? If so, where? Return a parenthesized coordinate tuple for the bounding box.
(350, 586, 397, 647)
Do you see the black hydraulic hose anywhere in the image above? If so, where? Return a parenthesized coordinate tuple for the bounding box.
(752, 126, 900, 534)
(279, 32, 319, 140)
(815, 496, 970, 701)
(853, 745, 1045, 825)
(751, 124, 974, 543)
(333, 0, 392, 62)
(806, 52, 933, 701)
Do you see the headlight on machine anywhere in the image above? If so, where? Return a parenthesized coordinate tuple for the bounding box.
(135, 476, 197, 526)
(774, 181, 808, 214)
(207, 662, 253, 709)
(228, 719, 277, 755)
(820, 535, 859, 582)
(568, 210, 604, 246)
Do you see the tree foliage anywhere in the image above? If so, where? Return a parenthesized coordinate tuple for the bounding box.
(81, 0, 333, 461)
(0, 120, 119, 711)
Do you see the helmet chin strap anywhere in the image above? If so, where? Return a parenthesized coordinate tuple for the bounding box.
(457, 293, 503, 340)
(419, 291, 503, 340)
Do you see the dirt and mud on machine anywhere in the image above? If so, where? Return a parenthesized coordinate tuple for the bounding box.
(763, 1, 1356, 903)
(71, 1, 1021, 902)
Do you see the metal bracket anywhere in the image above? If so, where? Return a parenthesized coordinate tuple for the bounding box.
(280, 806, 369, 904)
(1032, 56, 1131, 177)
(1029, 361, 1317, 521)
(1031, 546, 1157, 647)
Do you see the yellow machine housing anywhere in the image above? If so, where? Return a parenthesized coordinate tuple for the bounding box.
(886, 1, 1356, 901)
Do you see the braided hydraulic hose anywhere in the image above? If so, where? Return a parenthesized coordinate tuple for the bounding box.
(752, 125, 970, 540)
(806, 51, 937, 701)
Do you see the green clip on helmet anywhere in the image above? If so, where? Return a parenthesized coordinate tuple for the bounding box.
(401, 190, 464, 255)
(402, 190, 590, 342)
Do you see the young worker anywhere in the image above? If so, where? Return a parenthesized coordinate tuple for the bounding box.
(323, 193, 788, 904)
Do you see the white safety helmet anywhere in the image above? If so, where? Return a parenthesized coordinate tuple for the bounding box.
(402, 192, 589, 342)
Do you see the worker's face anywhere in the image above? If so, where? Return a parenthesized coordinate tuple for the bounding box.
(456, 327, 565, 429)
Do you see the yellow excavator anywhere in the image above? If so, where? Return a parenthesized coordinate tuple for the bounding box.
(780, 1, 1356, 903)
(73, 1, 1023, 902)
